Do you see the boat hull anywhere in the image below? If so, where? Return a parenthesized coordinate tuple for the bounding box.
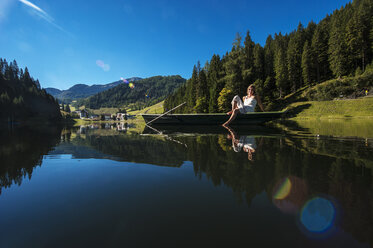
(141, 112, 285, 125)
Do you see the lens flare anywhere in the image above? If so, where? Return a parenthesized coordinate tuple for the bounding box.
(129, 82, 135, 88)
(274, 177, 292, 200)
(300, 197, 336, 233)
(120, 77, 129, 84)
(273, 176, 308, 215)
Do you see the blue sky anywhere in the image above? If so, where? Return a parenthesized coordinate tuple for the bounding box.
(0, 0, 351, 90)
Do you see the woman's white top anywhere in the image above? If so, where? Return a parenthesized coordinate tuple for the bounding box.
(232, 95, 257, 114)
(243, 96, 257, 113)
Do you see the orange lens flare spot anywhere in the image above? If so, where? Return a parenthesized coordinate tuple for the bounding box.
(274, 177, 292, 200)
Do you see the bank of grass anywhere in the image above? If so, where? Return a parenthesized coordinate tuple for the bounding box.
(127, 101, 164, 115)
(126, 101, 164, 131)
(285, 96, 373, 119)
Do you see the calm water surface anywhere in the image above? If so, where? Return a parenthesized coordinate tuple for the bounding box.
(0, 122, 372, 247)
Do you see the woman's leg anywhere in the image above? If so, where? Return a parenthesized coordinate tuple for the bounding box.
(223, 108, 240, 126)
(227, 95, 241, 115)
(227, 101, 238, 115)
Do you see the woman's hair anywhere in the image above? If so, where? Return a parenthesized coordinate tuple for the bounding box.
(247, 84, 255, 96)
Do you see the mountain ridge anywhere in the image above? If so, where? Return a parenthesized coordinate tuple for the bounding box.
(45, 77, 142, 102)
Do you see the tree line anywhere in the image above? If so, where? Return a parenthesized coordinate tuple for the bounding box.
(165, 0, 373, 113)
(0, 58, 61, 122)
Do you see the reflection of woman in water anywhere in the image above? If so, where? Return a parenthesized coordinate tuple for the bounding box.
(224, 126, 256, 161)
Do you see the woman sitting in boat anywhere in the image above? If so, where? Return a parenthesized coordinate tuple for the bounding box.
(223, 84, 265, 126)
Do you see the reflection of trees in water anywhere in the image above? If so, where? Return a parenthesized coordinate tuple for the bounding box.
(327, 158, 373, 245)
(0, 125, 62, 194)
(61, 128, 373, 245)
(176, 135, 373, 245)
(71, 131, 187, 167)
(1, 124, 371, 245)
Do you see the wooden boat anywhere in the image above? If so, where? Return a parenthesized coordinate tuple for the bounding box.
(141, 111, 286, 125)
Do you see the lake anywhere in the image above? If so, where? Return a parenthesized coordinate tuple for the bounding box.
(0, 121, 372, 248)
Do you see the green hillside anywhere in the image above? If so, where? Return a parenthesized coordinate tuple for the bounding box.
(78, 75, 185, 110)
(270, 69, 373, 116)
(285, 97, 373, 118)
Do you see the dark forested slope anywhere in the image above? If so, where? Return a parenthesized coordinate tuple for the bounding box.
(0, 58, 61, 122)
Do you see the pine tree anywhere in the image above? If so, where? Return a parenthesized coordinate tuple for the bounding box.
(264, 35, 275, 79)
(22, 67, 32, 83)
(253, 44, 265, 80)
(263, 76, 276, 100)
(275, 48, 288, 98)
(11, 60, 19, 80)
(274, 33, 289, 97)
(0, 58, 4, 75)
(195, 69, 208, 112)
(185, 65, 198, 111)
(305, 21, 317, 43)
(287, 23, 305, 91)
(302, 41, 315, 85)
(329, 11, 349, 77)
(208, 54, 223, 112)
(224, 33, 244, 95)
(311, 20, 331, 82)
(242, 31, 255, 86)
(346, 1, 372, 72)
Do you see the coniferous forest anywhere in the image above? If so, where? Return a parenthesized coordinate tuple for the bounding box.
(0, 58, 61, 122)
(164, 0, 373, 113)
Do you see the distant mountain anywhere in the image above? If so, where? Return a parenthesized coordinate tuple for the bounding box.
(45, 77, 142, 103)
(80, 75, 186, 109)
(44, 88, 62, 96)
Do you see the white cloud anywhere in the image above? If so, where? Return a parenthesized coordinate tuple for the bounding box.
(18, 0, 70, 35)
(19, 0, 54, 22)
(96, 60, 110, 72)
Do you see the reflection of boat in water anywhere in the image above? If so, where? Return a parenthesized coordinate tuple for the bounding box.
(143, 124, 283, 136)
(141, 111, 286, 125)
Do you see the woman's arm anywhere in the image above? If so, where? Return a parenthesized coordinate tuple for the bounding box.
(256, 95, 265, 112)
